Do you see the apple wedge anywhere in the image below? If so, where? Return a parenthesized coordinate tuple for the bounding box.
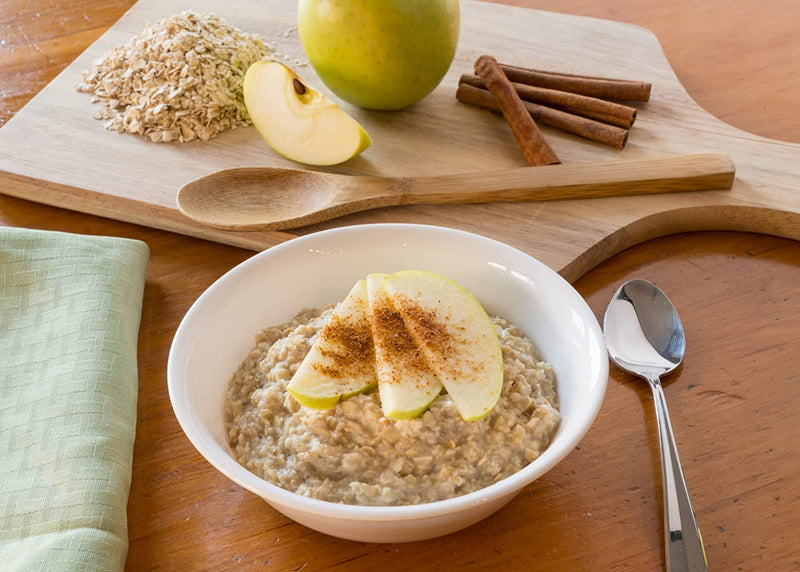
(287, 280, 377, 408)
(383, 270, 503, 421)
(243, 60, 371, 165)
(366, 273, 443, 420)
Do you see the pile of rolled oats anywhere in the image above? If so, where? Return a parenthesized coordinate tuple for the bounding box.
(77, 12, 272, 143)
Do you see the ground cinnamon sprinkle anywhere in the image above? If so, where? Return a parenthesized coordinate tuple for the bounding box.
(372, 300, 430, 385)
(313, 314, 374, 379)
(392, 296, 453, 356)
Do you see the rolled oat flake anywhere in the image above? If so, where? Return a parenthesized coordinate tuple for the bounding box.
(77, 12, 272, 143)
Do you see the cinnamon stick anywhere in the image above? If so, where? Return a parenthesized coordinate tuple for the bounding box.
(460, 74, 636, 129)
(456, 83, 629, 149)
(499, 64, 652, 102)
(474, 55, 560, 166)
(551, 107, 634, 130)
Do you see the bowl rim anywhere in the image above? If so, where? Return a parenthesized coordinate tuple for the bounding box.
(168, 223, 608, 521)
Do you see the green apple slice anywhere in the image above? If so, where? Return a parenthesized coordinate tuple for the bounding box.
(383, 270, 503, 421)
(243, 60, 371, 166)
(366, 273, 443, 420)
(287, 280, 377, 408)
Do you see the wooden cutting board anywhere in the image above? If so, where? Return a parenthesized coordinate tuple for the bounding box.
(0, 0, 798, 280)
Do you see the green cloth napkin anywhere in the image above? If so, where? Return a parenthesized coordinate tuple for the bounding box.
(0, 227, 149, 571)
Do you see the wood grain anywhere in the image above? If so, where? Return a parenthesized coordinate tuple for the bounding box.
(1, 0, 798, 571)
(0, 0, 799, 281)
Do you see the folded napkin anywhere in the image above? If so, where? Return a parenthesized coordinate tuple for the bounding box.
(0, 227, 149, 571)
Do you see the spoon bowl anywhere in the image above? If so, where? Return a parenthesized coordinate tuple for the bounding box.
(604, 279, 708, 572)
(605, 278, 686, 378)
(176, 167, 343, 230)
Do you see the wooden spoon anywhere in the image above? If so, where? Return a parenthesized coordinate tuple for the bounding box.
(177, 153, 734, 231)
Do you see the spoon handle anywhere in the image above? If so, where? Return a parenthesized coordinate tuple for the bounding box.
(404, 153, 734, 204)
(648, 375, 708, 572)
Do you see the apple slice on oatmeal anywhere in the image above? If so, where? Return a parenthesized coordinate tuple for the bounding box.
(383, 270, 504, 421)
(286, 279, 377, 408)
(366, 273, 443, 420)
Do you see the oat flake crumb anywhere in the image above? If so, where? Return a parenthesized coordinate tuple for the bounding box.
(76, 12, 272, 143)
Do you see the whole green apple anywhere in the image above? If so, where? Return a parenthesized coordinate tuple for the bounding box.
(297, 0, 460, 110)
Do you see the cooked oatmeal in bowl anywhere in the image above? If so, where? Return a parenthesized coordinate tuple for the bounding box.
(225, 306, 560, 506)
(168, 223, 608, 543)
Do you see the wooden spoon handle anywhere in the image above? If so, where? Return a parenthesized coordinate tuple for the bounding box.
(403, 153, 734, 204)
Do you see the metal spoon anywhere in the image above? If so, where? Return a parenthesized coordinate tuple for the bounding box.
(604, 279, 708, 572)
(176, 153, 734, 231)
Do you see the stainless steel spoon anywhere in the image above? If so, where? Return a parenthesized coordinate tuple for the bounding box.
(604, 279, 708, 572)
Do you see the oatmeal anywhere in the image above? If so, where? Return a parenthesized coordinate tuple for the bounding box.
(225, 307, 559, 506)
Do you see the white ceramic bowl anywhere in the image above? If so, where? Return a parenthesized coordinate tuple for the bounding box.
(168, 224, 607, 543)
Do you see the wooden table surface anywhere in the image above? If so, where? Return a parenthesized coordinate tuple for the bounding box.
(2, 0, 798, 570)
